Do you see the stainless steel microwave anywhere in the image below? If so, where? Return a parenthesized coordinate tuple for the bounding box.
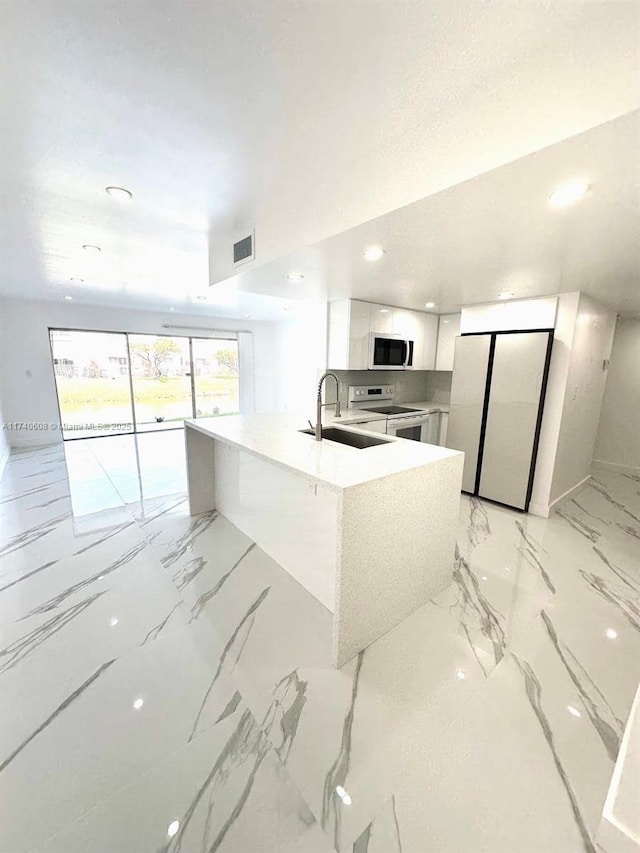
(368, 333, 414, 370)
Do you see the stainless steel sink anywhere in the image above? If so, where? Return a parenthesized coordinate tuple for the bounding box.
(299, 427, 392, 449)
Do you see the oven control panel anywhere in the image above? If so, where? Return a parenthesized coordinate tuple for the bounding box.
(348, 385, 394, 404)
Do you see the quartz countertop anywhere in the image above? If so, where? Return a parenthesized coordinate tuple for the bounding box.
(400, 400, 450, 413)
(337, 400, 449, 421)
(323, 409, 387, 425)
(185, 413, 461, 492)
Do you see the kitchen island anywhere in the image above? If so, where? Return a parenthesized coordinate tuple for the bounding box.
(185, 414, 463, 666)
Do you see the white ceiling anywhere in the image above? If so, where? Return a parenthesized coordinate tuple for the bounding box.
(228, 111, 640, 315)
(0, 0, 639, 319)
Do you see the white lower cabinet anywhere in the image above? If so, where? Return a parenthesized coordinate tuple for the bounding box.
(438, 412, 449, 446)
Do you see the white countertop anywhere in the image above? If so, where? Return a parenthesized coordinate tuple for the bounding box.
(337, 400, 449, 424)
(405, 400, 450, 413)
(326, 409, 387, 425)
(185, 413, 461, 492)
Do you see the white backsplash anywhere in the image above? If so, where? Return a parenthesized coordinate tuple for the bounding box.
(423, 371, 452, 403)
(327, 370, 452, 408)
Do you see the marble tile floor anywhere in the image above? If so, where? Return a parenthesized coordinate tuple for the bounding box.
(1, 431, 639, 852)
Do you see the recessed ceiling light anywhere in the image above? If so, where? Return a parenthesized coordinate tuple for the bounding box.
(443, 320, 450, 324)
(133, 698, 144, 710)
(342, 794, 352, 806)
(497, 292, 514, 300)
(82, 244, 101, 254)
(243, 314, 251, 319)
(425, 302, 435, 308)
(64, 295, 73, 301)
(605, 628, 618, 639)
(363, 246, 385, 262)
(455, 670, 466, 680)
(379, 308, 390, 313)
(335, 786, 345, 798)
(70, 277, 84, 283)
(548, 180, 590, 208)
(167, 820, 180, 838)
(286, 273, 304, 282)
(109, 616, 119, 626)
(168, 307, 175, 312)
(105, 186, 133, 201)
(567, 705, 581, 718)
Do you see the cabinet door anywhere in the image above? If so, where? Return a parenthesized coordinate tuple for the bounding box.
(393, 310, 437, 369)
(423, 412, 440, 444)
(438, 412, 449, 446)
(328, 300, 350, 369)
(478, 331, 551, 511)
(447, 334, 491, 492)
(393, 309, 421, 368)
(421, 313, 438, 370)
(369, 304, 395, 333)
(392, 308, 418, 337)
(435, 314, 461, 371)
(347, 300, 372, 370)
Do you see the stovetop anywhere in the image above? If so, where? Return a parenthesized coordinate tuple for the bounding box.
(361, 405, 423, 416)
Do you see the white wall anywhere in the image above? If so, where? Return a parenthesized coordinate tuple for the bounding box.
(549, 293, 616, 503)
(0, 297, 284, 447)
(272, 301, 328, 415)
(0, 391, 10, 479)
(529, 292, 580, 514)
(594, 317, 640, 473)
(0, 303, 14, 475)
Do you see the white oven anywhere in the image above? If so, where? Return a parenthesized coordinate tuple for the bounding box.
(386, 411, 440, 443)
(348, 385, 445, 446)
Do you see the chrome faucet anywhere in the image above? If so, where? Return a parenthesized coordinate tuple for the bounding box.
(315, 372, 341, 440)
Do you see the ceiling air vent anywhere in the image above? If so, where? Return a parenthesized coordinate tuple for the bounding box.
(233, 231, 255, 267)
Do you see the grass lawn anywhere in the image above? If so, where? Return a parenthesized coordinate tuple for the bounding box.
(56, 376, 239, 425)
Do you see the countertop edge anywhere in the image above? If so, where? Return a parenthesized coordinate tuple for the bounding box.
(184, 417, 461, 492)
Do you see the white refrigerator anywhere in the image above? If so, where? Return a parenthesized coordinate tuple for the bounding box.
(446, 330, 553, 512)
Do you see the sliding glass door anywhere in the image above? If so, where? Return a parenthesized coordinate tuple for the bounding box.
(192, 337, 239, 418)
(49, 329, 240, 440)
(128, 334, 193, 432)
(50, 330, 135, 440)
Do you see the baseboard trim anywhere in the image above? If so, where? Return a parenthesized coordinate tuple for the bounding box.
(528, 501, 551, 519)
(549, 475, 592, 515)
(529, 474, 592, 518)
(592, 460, 640, 476)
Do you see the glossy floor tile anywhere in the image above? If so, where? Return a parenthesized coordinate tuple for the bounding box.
(0, 434, 638, 852)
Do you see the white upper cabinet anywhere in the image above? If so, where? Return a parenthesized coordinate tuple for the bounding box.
(348, 300, 372, 370)
(369, 304, 395, 333)
(435, 313, 461, 371)
(328, 300, 371, 370)
(393, 309, 437, 370)
(418, 313, 438, 370)
(327, 299, 437, 370)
